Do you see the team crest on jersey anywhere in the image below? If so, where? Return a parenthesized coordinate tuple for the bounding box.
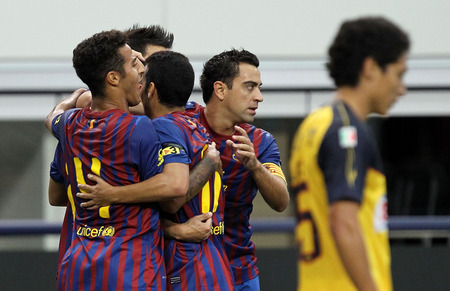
(232, 153, 238, 161)
(338, 126, 357, 148)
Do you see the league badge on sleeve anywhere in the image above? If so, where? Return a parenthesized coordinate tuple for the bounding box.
(338, 126, 357, 148)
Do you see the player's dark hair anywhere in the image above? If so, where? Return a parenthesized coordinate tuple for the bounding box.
(144, 51, 194, 108)
(200, 49, 259, 104)
(124, 24, 174, 56)
(327, 16, 410, 87)
(72, 30, 127, 98)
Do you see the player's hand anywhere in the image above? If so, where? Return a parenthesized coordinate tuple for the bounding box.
(76, 174, 116, 210)
(179, 212, 212, 242)
(204, 142, 222, 176)
(226, 125, 260, 171)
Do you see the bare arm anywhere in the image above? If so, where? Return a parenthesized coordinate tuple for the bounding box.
(330, 201, 378, 291)
(77, 142, 221, 213)
(77, 162, 189, 210)
(162, 212, 212, 242)
(48, 178, 67, 206)
(45, 88, 87, 135)
(226, 125, 289, 212)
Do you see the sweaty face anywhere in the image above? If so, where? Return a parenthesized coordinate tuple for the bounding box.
(372, 53, 408, 115)
(223, 63, 264, 124)
(119, 45, 145, 107)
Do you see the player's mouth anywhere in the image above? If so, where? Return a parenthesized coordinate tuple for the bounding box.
(248, 107, 258, 115)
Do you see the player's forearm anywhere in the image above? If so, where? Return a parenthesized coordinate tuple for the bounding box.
(161, 218, 184, 240)
(48, 179, 68, 206)
(187, 156, 218, 201)
(251, 163, 289, 212)
(330, 205, 378, 291)
(111, 163, 189, 204)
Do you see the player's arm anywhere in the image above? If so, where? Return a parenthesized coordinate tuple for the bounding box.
(159, 142, 220, 213)
(226, 125, 289, 212)
(45, 88, 87, 135)
(77, 162, 188, 209)
(162, 212, 212, 242)
(76, 145, 220, 212)
(48, 178, 67, 206)
(330, 201, 378, 291)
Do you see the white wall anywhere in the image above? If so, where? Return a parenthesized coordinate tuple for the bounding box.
(2, 0, 450, 60)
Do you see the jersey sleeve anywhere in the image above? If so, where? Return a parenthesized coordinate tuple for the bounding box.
(51, 109, 79, 141)
(318, 125, 366, 204)
(153, 116, 191, 166)
(50, 142, 65, 183)
(130, 116, 164, 181)
(258, 130, 287, 182)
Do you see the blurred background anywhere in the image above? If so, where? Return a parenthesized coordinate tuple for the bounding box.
(1, 1, 450, 290)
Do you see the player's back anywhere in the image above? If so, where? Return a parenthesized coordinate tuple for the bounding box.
(52, 108, 166, 291)
(153, 111, 233, 291)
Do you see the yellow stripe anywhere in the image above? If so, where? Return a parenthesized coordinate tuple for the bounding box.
(201, 181, 211, 213)
(67, 185, 76, 220)
(262, 162, 287, 183)
(91, 158, 101, 176)
(91, 158, 109, 218)
(65, 162, 76, 220)
(212, 171, 221, 213)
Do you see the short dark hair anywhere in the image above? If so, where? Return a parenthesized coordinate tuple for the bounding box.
(200, 49, 259, 104)
(144, 51, 194, 108)
(72, 30, 127, 97)
(124, 24, 174, 55)
(327, 16, 410, 87)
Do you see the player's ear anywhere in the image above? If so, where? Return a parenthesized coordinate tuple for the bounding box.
(213, 81, 226, 101)
(361, 56, 382, 81)
(148, 82, 157, 100)
(106, 71, 120, 87)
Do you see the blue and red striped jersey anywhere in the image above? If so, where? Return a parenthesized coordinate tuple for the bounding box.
(185, 102, 285, 285)
(51, 108, 166, 291)
(153, 111, 234, 290)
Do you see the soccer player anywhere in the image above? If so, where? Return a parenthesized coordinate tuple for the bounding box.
(76, 51, 234, 290)
(182, 49, 290, 291)
(289, 16, 410, 291)
(47, 30, 189, 290)
(46, 24, 181, 283)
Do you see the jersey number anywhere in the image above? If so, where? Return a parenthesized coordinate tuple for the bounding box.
(200, 145, 221, 213)
(296, 182, 321, 261)
(66, 157, 110, 219)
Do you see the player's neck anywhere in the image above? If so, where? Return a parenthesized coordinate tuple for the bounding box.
(151, 104, 185, 119)
(204, 105, 236, 136)
(90, 95, 130, 113)
(335, 87, 370, 121)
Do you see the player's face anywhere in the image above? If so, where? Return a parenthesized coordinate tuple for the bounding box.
(119, 45, 145, 107)
(143, 45, 169, 59)
(223, 63, 263, 124)
(372, 53, 408, 115)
